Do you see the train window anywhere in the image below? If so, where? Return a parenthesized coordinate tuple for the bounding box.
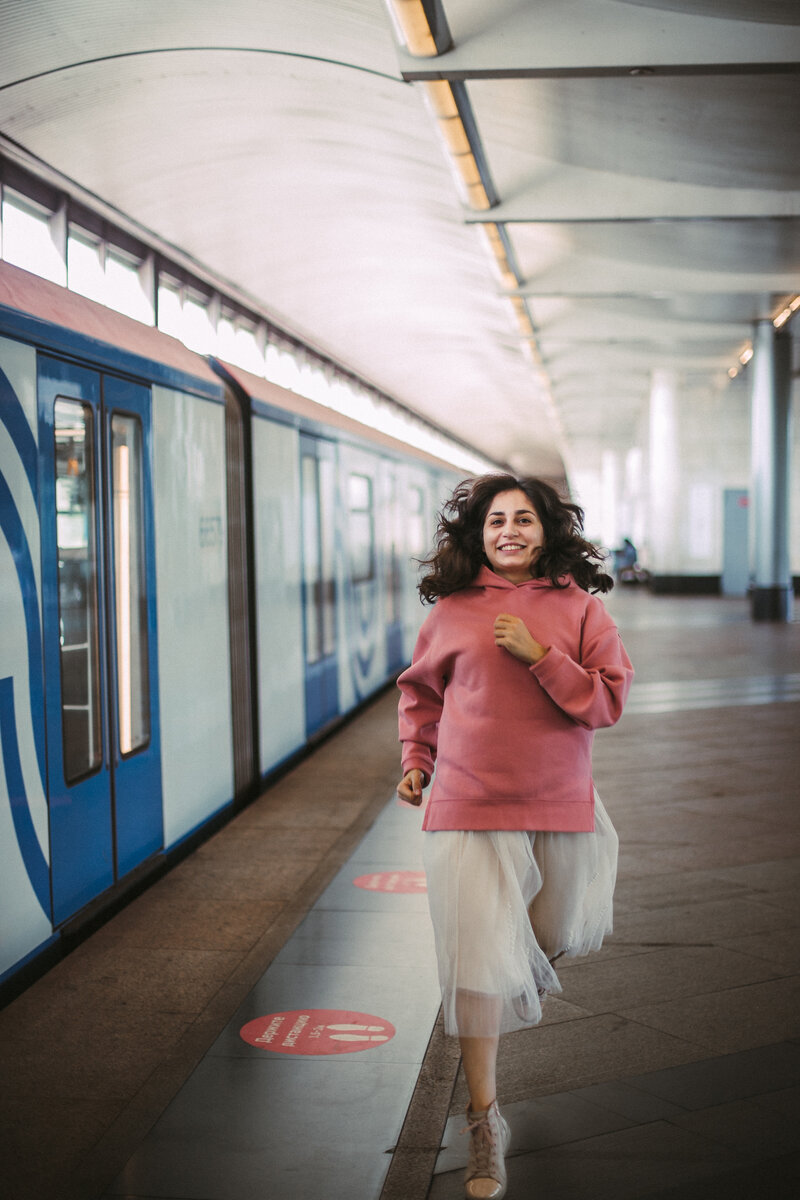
(408, 485, 427, 557)
(348, 473, 375, 584)
(385, 472, 403, 624)
(111, 414, 150, 756)
(301, 452, 337, 665)
(54, 399, 102, 783)
(302, 455, 321, 664)
(319, 457, 337, 657)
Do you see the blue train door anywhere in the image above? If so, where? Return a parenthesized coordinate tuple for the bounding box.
(300, 435, 339, 735)
(39, 356, 163, 924)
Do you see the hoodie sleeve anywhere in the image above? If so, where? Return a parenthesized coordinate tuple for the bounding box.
(529, 596, 633, 729)
(397, 609, 447, 783)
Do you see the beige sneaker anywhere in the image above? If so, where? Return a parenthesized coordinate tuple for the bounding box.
(463, 1099, 511, 1200)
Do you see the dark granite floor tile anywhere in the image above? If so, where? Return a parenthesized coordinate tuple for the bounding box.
(453, 1014, 708, 1108)
(637, 1152, 800, 1200)
(669, 1094, 799, 1157)
(556, 944, 776, 1014)
(570, 1079, 686, 1122)
(623, 1042, 800, 1110)
(752, 1083, 800, 1119)
(612, 896, 786, 945)
(621, 974, 800, 1054)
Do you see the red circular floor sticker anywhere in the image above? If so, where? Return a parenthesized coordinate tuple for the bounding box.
(240, 1009, 396, 1055)
(352, 870, 427, 893)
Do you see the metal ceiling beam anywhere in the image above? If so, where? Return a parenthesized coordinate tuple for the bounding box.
(464, 182, 800, 224)
(396, 1, 800, 80)
(513, 268, 799, 297)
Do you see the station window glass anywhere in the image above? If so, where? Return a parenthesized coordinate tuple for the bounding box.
(67, 228, 106, 304)
(266, 341, 303, 392)
(54, 399, 102, 783)
(105, 247, 154, 326)
(181, 291, 215, 355)
(157, 277, 183, 339)
(1, 189, 66, 285)
(348, 473, 375, 584)
(111, 414, 150, 755)
(232, 322, 265, 376)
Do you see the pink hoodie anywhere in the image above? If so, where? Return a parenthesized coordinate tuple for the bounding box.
(398, 566, 633, 832)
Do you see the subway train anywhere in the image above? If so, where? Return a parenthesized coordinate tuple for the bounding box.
(0, 261, 460, 996)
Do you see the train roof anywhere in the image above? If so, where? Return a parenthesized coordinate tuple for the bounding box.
(0, 261, 222, 399)
(214, 357, 463, 476)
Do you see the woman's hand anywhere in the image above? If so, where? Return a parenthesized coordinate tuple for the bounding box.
(494, 613, 549, 665)
(397, 769, 425, 806)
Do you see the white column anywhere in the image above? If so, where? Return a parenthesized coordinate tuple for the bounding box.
(750, 321, 792, 621)
(600, 448, 619, 551)
(648, 369, 680, 582)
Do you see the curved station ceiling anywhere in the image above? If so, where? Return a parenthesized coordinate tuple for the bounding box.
(1, 0, 799, 487)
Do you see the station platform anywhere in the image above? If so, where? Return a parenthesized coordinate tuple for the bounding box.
(2, 589, 799, 1200)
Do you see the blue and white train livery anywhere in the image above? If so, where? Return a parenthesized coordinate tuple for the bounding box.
(0, 261, 457, 995)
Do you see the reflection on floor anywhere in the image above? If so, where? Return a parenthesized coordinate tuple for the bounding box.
(104, 798, 440, 1200)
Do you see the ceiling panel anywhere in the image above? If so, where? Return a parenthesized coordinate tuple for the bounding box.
(0, 0, 798, 486)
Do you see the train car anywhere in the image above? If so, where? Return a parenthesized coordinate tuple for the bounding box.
(0, 261, 459, 997)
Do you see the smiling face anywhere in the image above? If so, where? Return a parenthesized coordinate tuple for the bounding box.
(482, 488, 545, 583)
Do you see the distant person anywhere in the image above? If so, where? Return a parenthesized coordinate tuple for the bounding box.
(397, 475, 633, 1200)
(614, 537, 637, 577)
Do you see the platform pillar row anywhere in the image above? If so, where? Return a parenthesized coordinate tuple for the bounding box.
(750, 320, 793, 622)
(647, 368, 680, 582)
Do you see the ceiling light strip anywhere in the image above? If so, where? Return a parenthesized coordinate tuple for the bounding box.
(420, 79, 498, 211)
(773, 293, 800, 330)
(729, 295, 799, 377)
(386, 2, 555, 417)
(384, 0, 452, 57)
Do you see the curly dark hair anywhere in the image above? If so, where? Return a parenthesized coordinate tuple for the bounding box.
(418, 474, 613, 602)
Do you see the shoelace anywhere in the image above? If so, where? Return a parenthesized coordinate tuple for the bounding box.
(462, 1111, 500, 1179)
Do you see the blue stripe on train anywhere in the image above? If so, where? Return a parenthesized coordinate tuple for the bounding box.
(0, 390, 50, 916)
(0, 677, 50, 916)
(1, 364, 39, 501)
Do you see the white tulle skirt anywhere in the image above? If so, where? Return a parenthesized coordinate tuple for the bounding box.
(422, 792, 618, 1037)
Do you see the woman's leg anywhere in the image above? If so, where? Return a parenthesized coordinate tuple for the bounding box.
(459, 1021, 510, 1200)
(459, 1034, 499, 1112)
(455, 989, 501, 1109)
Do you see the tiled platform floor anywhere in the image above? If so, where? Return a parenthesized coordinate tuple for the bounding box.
(1, 590, 799, 1199)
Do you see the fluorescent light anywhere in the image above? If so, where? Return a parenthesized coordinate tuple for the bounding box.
(479, 222, 518, 290)
(384, 0, 450, 57)
(421, 80, 494, 211)
(773, 294, 799, 330)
